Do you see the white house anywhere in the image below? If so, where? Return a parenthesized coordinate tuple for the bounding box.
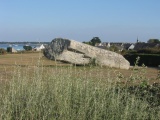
(33, 44, 45, 51)
(107, 42, 110, 48)
(11, 48, 17, 53)
(128, 44, 135, 50)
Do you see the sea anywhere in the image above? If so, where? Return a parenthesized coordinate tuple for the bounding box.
(0, 43, 43, 51)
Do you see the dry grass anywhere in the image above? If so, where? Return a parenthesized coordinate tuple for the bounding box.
(0, 52, 159, 84)
(0, 52, 57, 65)
(0, 52, 159, 119)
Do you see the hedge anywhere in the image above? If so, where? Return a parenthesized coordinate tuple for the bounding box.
(124, 54, 160, 67)
(137, 48, 160, 54)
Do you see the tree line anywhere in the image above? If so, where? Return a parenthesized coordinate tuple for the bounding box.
(147, 39, 160, 43)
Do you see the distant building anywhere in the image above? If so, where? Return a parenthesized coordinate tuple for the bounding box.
(95, 42, 135, 51)
(106, 42, 110, 48)
(128, 44, 135, 50)
(123, 43, 135, 50)
(7, 47, 17, 53)
(33, 44, 45, 51)
(12, 48, 17, 53)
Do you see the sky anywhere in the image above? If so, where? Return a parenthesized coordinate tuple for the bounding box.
(0, 0, 160, 43)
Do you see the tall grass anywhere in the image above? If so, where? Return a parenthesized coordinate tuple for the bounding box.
(0, 63, 159, 119)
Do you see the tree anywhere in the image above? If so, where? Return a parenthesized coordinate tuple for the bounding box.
(7, 47, 12, 52)
(147, 39, 160, 43)
(23, 46, 32, 51)
(90, 37, 101, 46)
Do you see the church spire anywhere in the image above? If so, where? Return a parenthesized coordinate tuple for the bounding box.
(137, 36, 139, 43)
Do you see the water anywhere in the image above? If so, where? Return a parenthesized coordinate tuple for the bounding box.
(0, 43, 41, 51)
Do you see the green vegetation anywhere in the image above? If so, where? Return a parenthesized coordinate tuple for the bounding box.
(106, 45, 119, 52)
(0, 48, 6, 55)
(0, 61, 159, 119)
(90, 37, 101, 46)
(147, 39, 160, 43)
(137, 47, 160, 54)
(124, 54, 160, 67)
(7, 47, 12, 53)
(83, 37, 101, 46)
(123, 46, 160, 66)
(23, 46, 32, 51)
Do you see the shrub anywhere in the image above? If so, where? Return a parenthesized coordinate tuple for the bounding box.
(0, 48, 7, 55)
(89, 58, 97, 66)
(109, 45, 119, 52)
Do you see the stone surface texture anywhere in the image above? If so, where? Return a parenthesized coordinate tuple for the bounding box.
(43, 38, 130, 69)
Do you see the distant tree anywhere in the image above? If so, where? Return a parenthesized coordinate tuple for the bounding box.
(147, 39, 160, 43)
(23, 46, 32, 51)
(90, 37, 101, 46)
(7, 47, 12, 52)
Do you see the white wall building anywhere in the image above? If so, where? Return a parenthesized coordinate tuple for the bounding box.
(33, 44, 45, 51)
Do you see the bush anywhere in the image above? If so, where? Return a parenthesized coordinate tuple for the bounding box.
(0, 48, 7, 55)
(23, 46, 32, 51)
(108, 45, 119, 52)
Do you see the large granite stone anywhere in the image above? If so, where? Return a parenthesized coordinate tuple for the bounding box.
(43, 38, 130, 69)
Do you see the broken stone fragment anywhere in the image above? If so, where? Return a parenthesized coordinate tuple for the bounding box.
(43, 38, 130, 69)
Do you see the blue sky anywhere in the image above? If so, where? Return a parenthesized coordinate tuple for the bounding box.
(0, 0, 160, 42)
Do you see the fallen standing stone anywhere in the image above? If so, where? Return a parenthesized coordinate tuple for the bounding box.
(43, 38, 130, 69)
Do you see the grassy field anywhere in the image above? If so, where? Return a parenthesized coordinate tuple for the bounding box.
(0, 52, 159, 84)
(0, 52, 159, 119)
